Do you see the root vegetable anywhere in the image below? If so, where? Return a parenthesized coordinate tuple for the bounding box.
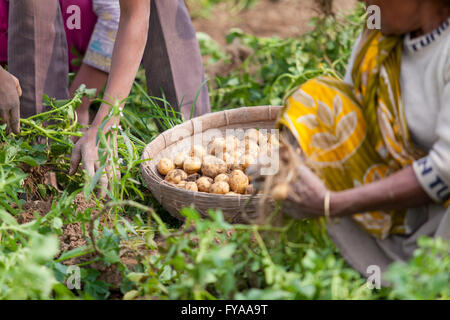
(210, 181, 230, 194)
(185, 182, 198, 192)
(258, 131, 268, 145)
(214, 173, 229, 184)
(268, 134, 280, 147)
(177, 181, 187, 189)
(271, 183, 289, 200)
(190, 145, 206, 159)
(218, 152, 234, 170)
(225, 135, 240, 152)
(209, 137, 226, 155)
(196, 176, 213, 192)
(165, 169, 188, 184)
(183, 156, 202, 174)
(229, 170, 249, 194)
(201, 155, 227, 178)
(157, 158, 175, 176)
(174, 152, 188, 168)
(233, 154, 256, 171)
(244, 128, 259, 143)
(245, 140, 260, 155)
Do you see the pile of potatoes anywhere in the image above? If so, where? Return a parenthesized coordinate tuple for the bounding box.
(156, 129, 279, 196)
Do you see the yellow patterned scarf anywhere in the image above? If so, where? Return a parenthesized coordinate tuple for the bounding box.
(278, 28, 428, 239)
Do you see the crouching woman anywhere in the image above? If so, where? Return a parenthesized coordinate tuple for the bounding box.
(276, 0, 450, 280)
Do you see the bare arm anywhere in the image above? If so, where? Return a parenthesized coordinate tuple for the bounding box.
(330, 166, 433, 217)
(91, 0, 150, 129)
(69, 63, 108, 126)
(283, 163, 434, 220)
(70, 0, 150, 177)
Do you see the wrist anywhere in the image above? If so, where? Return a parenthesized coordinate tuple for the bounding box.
(329, 191, 355, 218)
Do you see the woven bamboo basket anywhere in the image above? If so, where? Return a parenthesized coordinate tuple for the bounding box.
(140, 105, 282, 223)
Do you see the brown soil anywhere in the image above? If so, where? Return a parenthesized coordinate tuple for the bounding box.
(15, 193, 96, 253)
(14, 192, 139, 292)
(192, 0, 358, 45)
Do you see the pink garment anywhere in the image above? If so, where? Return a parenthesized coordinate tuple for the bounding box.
(0, 0, 8, 64)
(0, 0, 98, 71)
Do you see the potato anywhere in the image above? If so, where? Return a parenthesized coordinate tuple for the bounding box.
(183, 156, 202, 174)
(225, 135, 240, 152)
(209, 137, 226, 155)
(174, 152, 188, 168)
(245, 140, 260, 155)
(271, 183, 289, 200)
(165, 169, 187, 184)
(157, 158, 175, 176)
(245, 184, 255, 195)
(233, 154, 256, 171)
(258, 131, 268, 145)
(244, 128, 259, 143)
(201, 155, 227, 178)
(214, 173, 229, 184)
(196, 176, 213, 193)
(229, 170, 249, 194)
(177, 181, 187, 189)
(231, 151, 243, 162)
(268, 133, 280, 147)
(185, 182, 198, 192)
(226, 192, 238, 195)
(217, 152, 234, 170)
(190, 145, 206, 158)
(210, 181, 230, 194)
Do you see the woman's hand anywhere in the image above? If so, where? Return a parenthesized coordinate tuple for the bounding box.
(282, 165, 330, 220)
(70, 127, 99, 178)
(0, 67, 22, 134)
(69, 123, 121, 197)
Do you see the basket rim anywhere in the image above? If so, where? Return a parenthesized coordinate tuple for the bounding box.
(139, 105, 282, 214)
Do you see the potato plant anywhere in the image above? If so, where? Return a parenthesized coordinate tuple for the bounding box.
(0, 4, 449, 300)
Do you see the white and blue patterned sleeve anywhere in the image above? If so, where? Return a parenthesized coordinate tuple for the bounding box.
(83, 0, 120, 73)
(412, 67, 450, 203)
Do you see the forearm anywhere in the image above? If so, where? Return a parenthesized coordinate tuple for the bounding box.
(70, 63, 108, 97)
(331, 166, 434, 217)
(91, 0, 150, 129)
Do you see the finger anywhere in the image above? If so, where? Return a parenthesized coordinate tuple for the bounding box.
(9, 104, 20, 135)
(96, 161, 108, 198)
(12, 75, 22, 97)
(98, 172, 109, 198)
(69, 144, 82, 175)
(83, 156, 96, 178)
(0, 109, 10, 133)
(297, 164, 314, 178)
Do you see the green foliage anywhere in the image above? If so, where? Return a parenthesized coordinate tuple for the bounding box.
(385, 236, 450, 300)
(125, 208, 378, 300)
(205, 4, 365, 110)
(187, 0, 259, 18)
(1, 4, 446, 300)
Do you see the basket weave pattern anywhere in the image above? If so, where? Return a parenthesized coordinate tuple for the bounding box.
(140, 106, 282, 223)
